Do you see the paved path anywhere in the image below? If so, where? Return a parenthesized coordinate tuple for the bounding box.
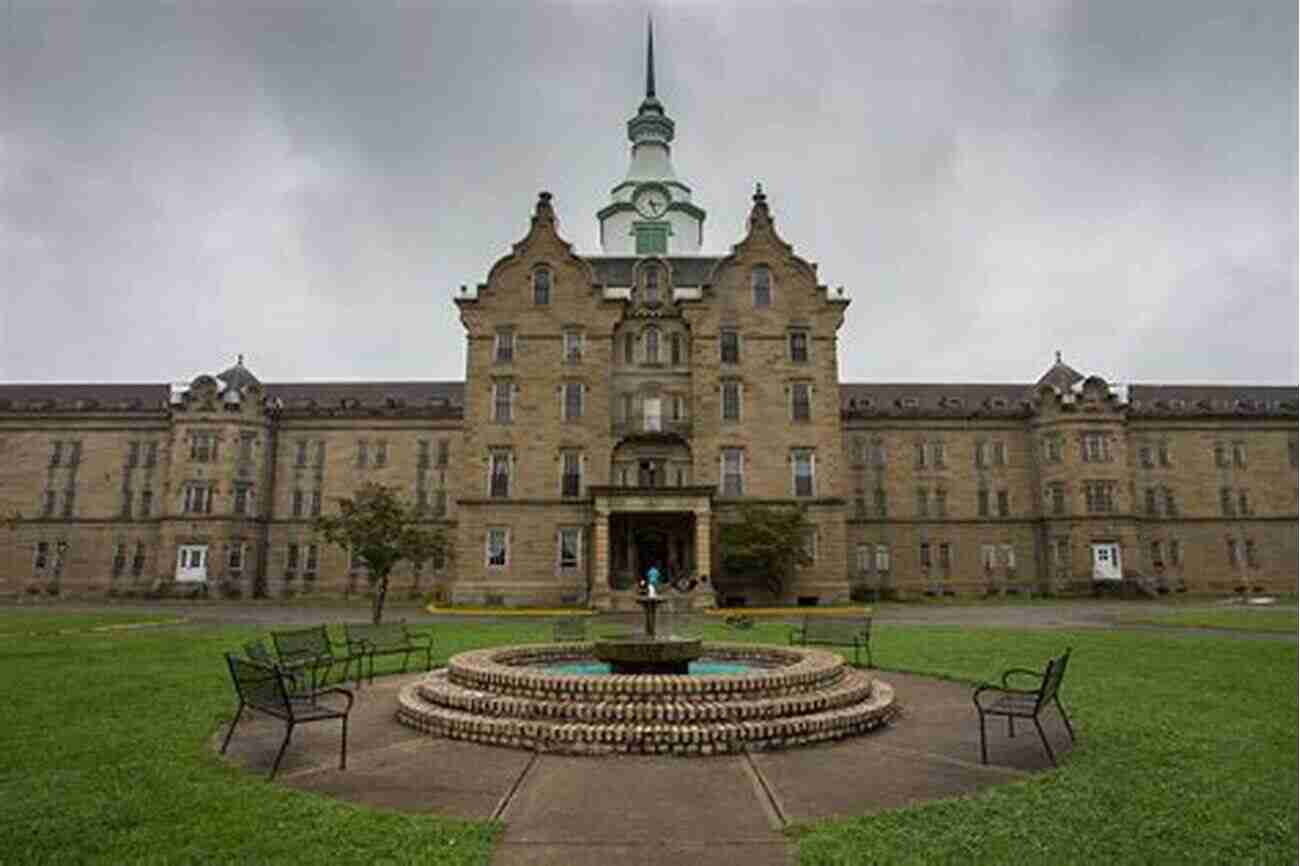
(217, 670, 1072, 866)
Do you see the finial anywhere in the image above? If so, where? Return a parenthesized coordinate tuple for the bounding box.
(753, 182, 766, 202)
(237, 353, 244, 366)
(646, 16, 656, 99)
(1055, 349, 1062, 364)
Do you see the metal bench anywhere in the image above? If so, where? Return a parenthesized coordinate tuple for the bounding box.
(220, 653, 354, 779)
(551, 616, 589, 642)
(789, 615, 873, 667)
(972, 648, 1076, 766)
(270, 625, 365, 690)
(342, 622, 433, 683)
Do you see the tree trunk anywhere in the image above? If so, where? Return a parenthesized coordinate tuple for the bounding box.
(371, 573, 389, 624)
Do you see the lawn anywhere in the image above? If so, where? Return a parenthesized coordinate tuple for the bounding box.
(1116, 606, 1299, 634)
(0, 611, 1294, 865)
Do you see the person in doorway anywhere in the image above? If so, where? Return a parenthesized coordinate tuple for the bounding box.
(645, 563, 661, 597)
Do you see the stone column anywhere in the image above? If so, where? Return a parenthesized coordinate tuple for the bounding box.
(692, 508, 715, 609)
(590, 508, 611, 610)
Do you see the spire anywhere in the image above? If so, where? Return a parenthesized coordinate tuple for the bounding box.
(646, 17, 656, 99)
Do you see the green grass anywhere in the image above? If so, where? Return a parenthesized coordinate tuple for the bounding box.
(0, 610, 182, 635)
(0, 612, 1295, 865)
(1116, 607, 1299, 633)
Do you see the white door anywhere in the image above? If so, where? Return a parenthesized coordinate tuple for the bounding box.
(1090, 543, 1122, 582)
(175, 545, 209, 583)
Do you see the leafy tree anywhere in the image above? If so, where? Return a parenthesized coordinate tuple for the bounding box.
(314, 484, 451, 624)
(717, 504, 814, 597)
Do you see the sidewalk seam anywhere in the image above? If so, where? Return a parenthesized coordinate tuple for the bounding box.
(491, 750, 539, 822)
(742, 749, 788, 829)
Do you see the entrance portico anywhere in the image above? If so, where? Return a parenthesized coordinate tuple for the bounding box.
(589, 486, 715, 611)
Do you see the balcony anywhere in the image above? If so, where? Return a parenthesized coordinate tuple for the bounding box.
(612, 415, 692, 440)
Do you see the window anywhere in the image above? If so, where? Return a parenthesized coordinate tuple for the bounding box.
(50, 441, 63, 467)
(643, 266, 661, 304)
(418, 440, 430, 469)
(720, 330, 739, 364)
(1158, 441, 1171, 467)
(930, 442, 946, 468)
(295, 440, 308, 467)
(112, 543, 127, 577)
(871, 438, 887, 467)
(564, 330, 583, 363)
(1169, 539, 1182, 566)
(977, 488, 990, 517)
(624, 333, 635, 364)
(228, 542, 245, 572)
(68, 442, 81, 465)
(981, 544, 997, 573)
(558, 527, 582, 570)
(34, 541, 49, 571)
(356, 440, 369, 468)
(190, 432, 216, 463)
(120, 488, 134, 517)
(533, 268, 551, 305)
(1219, 487, 1235, 516)
(563, 382, 583, 421)
(1043, 437, 1063, 464)
(183, 484, 212, 514)
(939, 543, 952, 571)
(1214, 443, 1229, 468)
(1150, 540, 1164, 568)
(671, 395, 686, 422)
(41, 489, 55, 517)
(857, 544, 872, 574)
(1226, 538, 1240, 568)
(722, 381, 741, 422)
(919, 542, 931, 569)
(792, 450, 815, 497)
(1237, 490, 1250, 516)
(490, 451, 512, 498)
(304, 544, 318, 577)
(127, 441, 140, 468)
(437, 439, 450, 467)
(311, 489, 321, 517)
(495, 329, 515, 363)
(374, 441, 387, 467)
(233, 484, 251, 516)
(139, 489, 153, 517)
(644, 328, 659, 364)
(993, 441, 1007, 466)
(144, 442, 158, 468)
(292, 489, 304, 517)
(789, 330, 809, 363)
(1048, 483, 1065, 516)
(1138, 445, 1154, 468)
(916, 488, 929, 518)
(791, 383, 812, 422)
(1082, 433, 1109, 463)
(873, 487, 888, 517)
(915, 442, 928, 469)
(131, 542, 145, 577)
(1085, 481, 1115, 514)
(975, 441, 988, 468)
(997, 490, 1009, 517)
(1244, 539, 1258, 568)
(934, 489, 947, 517)
(1163, 487, 1178, 517)
(1001, 544, 1017, 573)
(1232, 442, 1247, 468)
(670, 333, 683, 365)
(751, 265, 772, 307)
(722, 449, 744, 496)
(314, 441, 326, 467)
(875, 544, 891, 573)
(561, 451, 582, 498)
(487, 528, 509, 567)
(286, 544, 300, 574)
(1052, 538, 1070, 571)
(493, 381, 513, 424)
(1145, 487, 1158, 515)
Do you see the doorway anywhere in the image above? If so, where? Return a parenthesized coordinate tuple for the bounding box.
(176, 545, 209, 583)
(1090, 542, 1122, 582)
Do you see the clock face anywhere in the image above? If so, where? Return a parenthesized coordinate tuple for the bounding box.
(634, 187, 669, 218)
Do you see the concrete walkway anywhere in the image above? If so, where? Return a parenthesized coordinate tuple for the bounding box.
(216, 670, 1073, 866)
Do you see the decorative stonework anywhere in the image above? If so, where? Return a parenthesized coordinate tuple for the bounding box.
(396, 642, 897, 755)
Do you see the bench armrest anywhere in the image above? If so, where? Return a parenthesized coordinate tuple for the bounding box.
(1001, 667, 1044, 688)
(972, 681, 1038, 708)
(313, 686, 356, 714)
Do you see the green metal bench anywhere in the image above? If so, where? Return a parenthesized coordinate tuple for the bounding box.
(973, 648, 1076, 766)
(551, 616, 589, 642)
(270, 625, 365, 690)
(343, 622, 433, 683)
(789, 615, 873, 667)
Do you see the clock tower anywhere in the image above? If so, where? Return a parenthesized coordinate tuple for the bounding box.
(597, 20, 706, 255)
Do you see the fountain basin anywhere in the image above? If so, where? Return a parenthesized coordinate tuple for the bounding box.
(592, 635, 702, 675)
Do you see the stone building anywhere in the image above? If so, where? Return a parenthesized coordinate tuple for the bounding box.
(2, 32, 1296, 605)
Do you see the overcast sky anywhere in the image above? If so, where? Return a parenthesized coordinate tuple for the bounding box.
(2, 0, 1296, 387)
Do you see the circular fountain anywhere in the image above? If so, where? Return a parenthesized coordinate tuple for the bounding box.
(592, 594, 702, 674)
(397, 601, 897, 755)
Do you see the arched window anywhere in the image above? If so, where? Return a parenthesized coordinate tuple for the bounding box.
(533, 267, 551, 305)
(643, 266, 661, 304)
(751, 265, 771, 307)
(645, 328, 660, 364)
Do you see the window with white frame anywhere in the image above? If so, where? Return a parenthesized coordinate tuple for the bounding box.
(495, 328, 515, 363)
(1082, 432, 1110, 463)
(493, 380, 514, 424)
(751, 265, 772, 307)
(791, 383, 812, 422)
(561, 450, 582, 498)
(721, 448, 744, 496)
(562, 382, 583, 421)
(856, 543, 871, 574)
(671, 395, 686, 422)
(981, 544, 997, 572)
(563, 329, 583, 363)
(792, 449, 815, 497)
(722, 381, 741, 422)
(486, 528, 509, 567)
(720, 329, 739, 364)
(874, 544, 891, 573)
(489, 450, 512, 498)
(183, 483, 213, 514)
(557, 527, 582, 570)
(1000, 544, 1016, 573)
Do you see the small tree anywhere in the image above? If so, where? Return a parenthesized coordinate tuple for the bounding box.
(718, 504, 814, 598)
(315, 484, 451, 624)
